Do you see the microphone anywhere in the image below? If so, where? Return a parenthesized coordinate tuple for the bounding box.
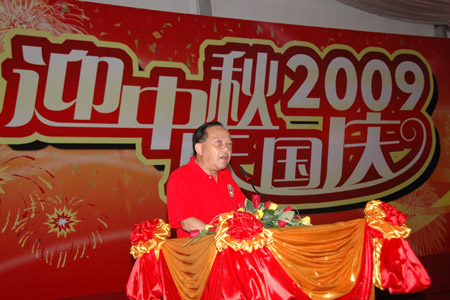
(239, 166, 271, 202)
(238, 166, 301, 216)
(239, 166, 252, 183)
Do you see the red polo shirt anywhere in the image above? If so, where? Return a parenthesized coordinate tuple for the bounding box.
(167, 157, 245, 238)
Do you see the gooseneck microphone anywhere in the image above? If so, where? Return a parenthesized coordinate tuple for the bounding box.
(239, 166, 302, 216)
(239, 166, 252, 182)
(239, 166, 272, 202)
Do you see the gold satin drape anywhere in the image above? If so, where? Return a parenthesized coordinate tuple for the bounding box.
(159, 218, 366, 300)
(162, 235, 217, 300)
(364, 200, 413, 291)
(268, 219, 365, 300)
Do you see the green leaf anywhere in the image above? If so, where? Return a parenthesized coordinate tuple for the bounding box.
(280, 211, 295, 221)
(274, 209, 283, 217)
(245, 199, 255, 213)
(264, 209, 276, 217)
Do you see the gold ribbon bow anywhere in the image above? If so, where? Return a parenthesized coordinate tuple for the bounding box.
(130, 219, 171, 259)
(214, 212, 273, 253)
(365, 200, 411, 240)
(364, 200, 411, 289)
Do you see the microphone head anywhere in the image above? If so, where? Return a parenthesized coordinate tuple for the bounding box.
(239, 166, 252, 182)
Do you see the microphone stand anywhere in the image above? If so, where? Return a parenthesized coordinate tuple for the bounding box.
(239, 166, 272, 203)
(239, 166, 301, 215)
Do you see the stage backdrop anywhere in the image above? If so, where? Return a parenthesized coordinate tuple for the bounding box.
(0, 1, 449, 299)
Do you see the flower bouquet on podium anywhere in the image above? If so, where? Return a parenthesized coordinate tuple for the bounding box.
(185, 195, 311, 246)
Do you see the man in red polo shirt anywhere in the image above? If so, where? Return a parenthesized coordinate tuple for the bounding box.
(167, 122, 246, 238)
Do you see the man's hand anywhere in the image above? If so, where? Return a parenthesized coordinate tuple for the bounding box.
(181, 217, 206, 233)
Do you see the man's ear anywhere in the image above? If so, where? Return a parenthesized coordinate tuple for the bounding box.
(194, 143, 202, 156)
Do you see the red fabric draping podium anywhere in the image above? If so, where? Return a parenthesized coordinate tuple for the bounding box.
(126, 200, 430, 300)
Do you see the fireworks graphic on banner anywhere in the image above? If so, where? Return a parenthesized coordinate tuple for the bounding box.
(15, 194, 109, 268)
(45, 202, 82, 238)
(391, 182, 449, 256)
(0, 0, 86, 51)
(0, 146, 109, 268)
(0, 146, 54, 215)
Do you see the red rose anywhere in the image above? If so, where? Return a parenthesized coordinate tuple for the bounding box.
(227, 211, 263, 241)
(252, 195, 261, 209)
(190, 229, 200, 238)
(278, 219, 288, 227)
(283, 206, 293, 212)
(130, 219, 160, 245)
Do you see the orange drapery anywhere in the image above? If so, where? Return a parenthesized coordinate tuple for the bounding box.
(162, 235, 217, 300)
(268, 219, 365, 299)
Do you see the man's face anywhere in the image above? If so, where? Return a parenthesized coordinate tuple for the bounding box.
(196, 125, 232, 174)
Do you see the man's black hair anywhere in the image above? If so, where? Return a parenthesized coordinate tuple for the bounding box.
(192, 122, 224, 156)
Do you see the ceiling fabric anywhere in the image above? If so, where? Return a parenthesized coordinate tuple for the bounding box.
(335, 0, 450, 26)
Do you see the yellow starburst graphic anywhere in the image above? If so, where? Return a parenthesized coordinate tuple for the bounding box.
(45, 206, 81, 238)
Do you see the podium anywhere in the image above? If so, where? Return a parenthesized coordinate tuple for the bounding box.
(126, 200, 430, 300)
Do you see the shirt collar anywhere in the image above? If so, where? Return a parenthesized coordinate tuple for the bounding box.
(188, 156, 225, 180)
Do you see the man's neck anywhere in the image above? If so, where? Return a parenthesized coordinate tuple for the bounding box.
(195, 158, 218, 181)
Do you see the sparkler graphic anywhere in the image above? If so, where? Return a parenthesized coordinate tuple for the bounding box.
(0, 0, 87, 51)
(391, 182, 449, 256)
(0, 145, 109, 268)
(16, 194, 108, 268)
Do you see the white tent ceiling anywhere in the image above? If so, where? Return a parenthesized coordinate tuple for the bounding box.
(335, 0, 450, 26)
(84, 0, 445, 37)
